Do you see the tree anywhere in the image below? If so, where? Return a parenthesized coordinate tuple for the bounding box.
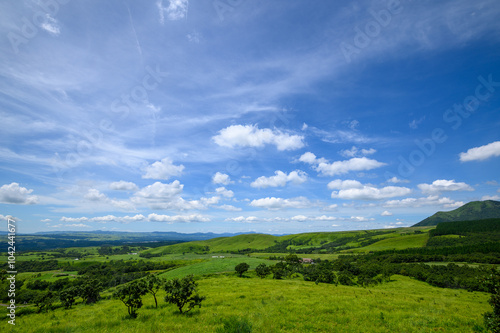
(33, 290, 56, 313)
(271, 262, 287, 280)
(255, 263, 270, 279)
(78, 277, 103, 304)
(235, 262, 250, 277)
(143, 274, 163, 308)
(164, 275, 205, 314)
(59, 286, 79, 309)
(483, 268, 500, 333)
(114, 280, 147, 318)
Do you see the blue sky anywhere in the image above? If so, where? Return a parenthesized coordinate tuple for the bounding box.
(1, 0, 500, 234)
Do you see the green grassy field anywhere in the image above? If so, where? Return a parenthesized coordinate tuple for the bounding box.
(0, 275, 489, 332)
(158, 257, 274, 279)
(346, 232, 430, 253)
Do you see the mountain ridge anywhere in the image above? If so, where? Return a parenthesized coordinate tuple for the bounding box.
(413, 200, 500, 227)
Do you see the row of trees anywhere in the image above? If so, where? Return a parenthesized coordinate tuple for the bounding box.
(233, 254, 494, 291)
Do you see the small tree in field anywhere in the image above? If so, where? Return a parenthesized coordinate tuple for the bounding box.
(164, 275, 205, 314)
(33, 290, 56, 313)
(235, 262, 250, 277)
(255, 263, 270, 279)
(59, 286, 79, 309)
(78, 278, 103, 304)
(113, 280, 147, 318)
(484, 268, 500, 333)
(143, 274, 164, 308)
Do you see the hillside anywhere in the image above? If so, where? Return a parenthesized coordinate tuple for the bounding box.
(413, 200, 500, 227)
(142, 227, 431, 255)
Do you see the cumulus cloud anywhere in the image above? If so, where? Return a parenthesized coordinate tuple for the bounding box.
(217, 204, 242, 211)
(384, 195, 464, 209)
(249, 196, 311, 210)
(417, 179, 474, 195)
(339, 146, 376, 158)
(60, 217, 89, 223)
(84, 189, 108, 202)
(381, 211, 393, 216)
(460, 141, 500, 162)
(482, 195, 500, 201)
(109, 181, 139, 191)
(299, 153, 385, 176)
(212, 172, 233, 185)
(148, 213, 210, 223)
(213, 124, 304, 151)
(143, 158, 184, 180)
(251, 170, 307, 188)
(131, 181, 219, 210)
(215, 187, 234, 198)
(328, 179, 411, 200)
(387, 177, 410, 184)
(0, 182, 38, 204)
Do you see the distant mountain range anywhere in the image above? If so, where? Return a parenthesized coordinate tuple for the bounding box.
(413, 200, 500, 227)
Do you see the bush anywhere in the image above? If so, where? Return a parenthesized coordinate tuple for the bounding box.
(164, 275, 205, 314)
(216, 316, 252, 333)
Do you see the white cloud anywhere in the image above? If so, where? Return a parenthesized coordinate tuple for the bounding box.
(299, 152, 326, 164)
(299, 153, 385, 176)
(40, 14, 61, 36)
(212, 172, 233, 185)
(89, 214, 146, 223)
(0, 183, 38, 204)
(157, 0, 189, 23)
(339, 146, 376, 158)
(384, 195, 464, 209)
(143, 158, 184, 180)
(213, 124, 304, 151)
(387, 177, 410, 184)
(460, 141, 500, 162)
(218, 204, 242, 211)
(327, 179, 363, 190)
(249, 196, 311, 210)
(328, 179, 411, 200)
(381, 211, 393, 216)
(225, 216, 261, 223)
(482, 195, 500, 201)
(134, 181, 183, 200)
(251, 170, 307, 188)
(332, 186, 411, 201)
(60, 217, 89, 223)
(148, 213, 210, 223)
(84, 189, 108, 202)
(316, 157, 386, 176)
(109, 181, 139, 191)
(50, 223, 90, 229)
(215, 187, 234, 198)
(418, 179, 474, 195)
(0, 215, 18, 221)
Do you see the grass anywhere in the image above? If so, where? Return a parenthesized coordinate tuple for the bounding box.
(0, 275, 490, 332)
(346, 232, 430, 253)
(158, 257, 274, 279)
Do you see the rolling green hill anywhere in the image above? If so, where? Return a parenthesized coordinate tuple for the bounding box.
(413, 200, 500, 227)
(142, 227, 432, 255)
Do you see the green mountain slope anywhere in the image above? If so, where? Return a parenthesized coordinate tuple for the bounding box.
(143, 228, 430, 255)
(413, 200, 500, 227)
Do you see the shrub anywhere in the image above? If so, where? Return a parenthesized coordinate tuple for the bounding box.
(216, 316, 252, 333)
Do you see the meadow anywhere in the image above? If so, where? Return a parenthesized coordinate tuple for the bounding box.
(0, 274, 490, 333)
